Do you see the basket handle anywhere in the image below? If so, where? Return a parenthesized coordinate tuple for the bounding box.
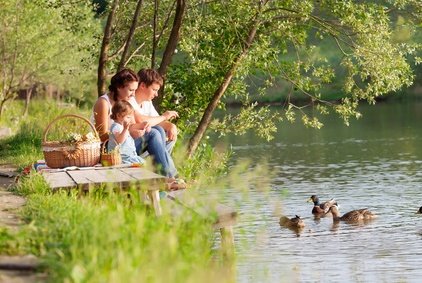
(43, 114, 99, 143)
(101, 135, 120, 154)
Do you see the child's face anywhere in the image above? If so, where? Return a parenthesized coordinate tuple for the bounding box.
(116, 112, 134, 124)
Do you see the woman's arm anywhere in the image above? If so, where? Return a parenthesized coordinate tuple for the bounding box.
(93, 98, 110, 142)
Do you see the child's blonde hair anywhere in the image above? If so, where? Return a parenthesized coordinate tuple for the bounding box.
(111, 100, 134, 120)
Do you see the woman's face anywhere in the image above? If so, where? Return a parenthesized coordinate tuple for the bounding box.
(117, 81, 138, 101)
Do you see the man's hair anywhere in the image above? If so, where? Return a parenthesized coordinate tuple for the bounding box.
(108, 69, 139, 101)
(137, 68, 163, 87)
(110, 100, 134, 120)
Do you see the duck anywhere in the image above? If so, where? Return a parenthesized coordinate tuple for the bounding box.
(279, 215, 305, 229)
(327, 204, 377, 222)
(307, 195, 337, 215)
(417, 206, 422, 214)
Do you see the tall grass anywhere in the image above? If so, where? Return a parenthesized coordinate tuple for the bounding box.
(12, 174, 229, 283)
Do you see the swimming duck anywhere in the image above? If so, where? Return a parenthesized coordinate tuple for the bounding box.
(307, 195, 337, 215)
(279, 215, 305, 229)
(417, 206, 422, 214)
(327, 204, 377, 222)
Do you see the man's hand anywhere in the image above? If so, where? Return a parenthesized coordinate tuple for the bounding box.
(162, 110, 179, 121)
(166, 123, 178, 141)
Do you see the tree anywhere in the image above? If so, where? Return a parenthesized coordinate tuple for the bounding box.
(162, 0, 421, 156)
(0, 0, 100, 118)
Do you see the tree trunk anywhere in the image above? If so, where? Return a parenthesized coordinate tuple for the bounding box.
(118, 0, 144, 71)
(151, 0, 159, 69)
(186, 20, 260, 157)
(154, 0, 186, 111)
(0, 99, 6, 119)
(23, 86, 33, 117)
(98, 0, 120, 97)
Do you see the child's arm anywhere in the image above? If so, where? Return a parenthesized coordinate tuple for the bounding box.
(113, 121, 132, 144)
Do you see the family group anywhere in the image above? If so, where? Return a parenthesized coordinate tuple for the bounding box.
(92, 68, 185, 190)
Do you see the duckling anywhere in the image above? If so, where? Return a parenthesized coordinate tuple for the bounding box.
(307, 195, 337, 215)
(328, 204, 377, 222)
(279, 215, 305, 229)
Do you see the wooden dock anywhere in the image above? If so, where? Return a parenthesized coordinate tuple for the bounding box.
(41, 166, 166, 215)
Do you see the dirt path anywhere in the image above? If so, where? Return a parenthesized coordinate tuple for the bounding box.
(0, 164, 47, 283)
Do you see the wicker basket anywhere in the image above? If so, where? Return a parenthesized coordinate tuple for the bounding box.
(42, 114, 101, 169)
(100, 139, 122, 167)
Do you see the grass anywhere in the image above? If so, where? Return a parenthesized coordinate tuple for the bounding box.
(0, 99, 237, 282)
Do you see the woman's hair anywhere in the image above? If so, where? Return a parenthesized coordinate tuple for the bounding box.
(111, 100, 134, 120)
(137, 68, 163, 87)
(108, 68, 139, 101)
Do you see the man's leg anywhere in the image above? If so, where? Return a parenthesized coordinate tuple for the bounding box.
(135, 128, 177, 177)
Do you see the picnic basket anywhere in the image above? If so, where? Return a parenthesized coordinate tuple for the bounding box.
(100, 139, 122, 167)
(42, 114, 101, 168)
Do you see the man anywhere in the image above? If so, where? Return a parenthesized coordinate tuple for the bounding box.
(129, 68, 179, 155)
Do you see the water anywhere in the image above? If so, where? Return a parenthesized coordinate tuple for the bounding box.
(214, 101, 422, 282)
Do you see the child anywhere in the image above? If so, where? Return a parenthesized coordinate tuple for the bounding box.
(108, 101, 145, 165)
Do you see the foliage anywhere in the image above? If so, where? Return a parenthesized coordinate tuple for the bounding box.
(0, 0, 100, 117)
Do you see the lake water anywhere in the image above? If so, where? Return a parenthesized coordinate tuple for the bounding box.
(214, 101, 422, 282)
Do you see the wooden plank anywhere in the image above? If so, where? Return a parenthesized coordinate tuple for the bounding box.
(0, 255, 39, 271)
(67, 168, 135, 185)
(41, 171, 76, 189)
(120, 167, 165, 181)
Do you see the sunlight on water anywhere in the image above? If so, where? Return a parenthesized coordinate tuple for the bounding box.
(216, 102, 422, 282)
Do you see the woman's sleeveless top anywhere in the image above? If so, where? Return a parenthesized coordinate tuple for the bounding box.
(91, 94, 114, 131)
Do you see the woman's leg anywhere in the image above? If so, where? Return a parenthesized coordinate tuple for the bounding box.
(135, 128, 177, 178)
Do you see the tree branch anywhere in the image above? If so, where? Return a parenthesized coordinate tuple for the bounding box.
(118, 0, 144, 70)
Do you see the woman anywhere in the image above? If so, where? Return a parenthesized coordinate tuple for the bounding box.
(92, 68, 179, 180)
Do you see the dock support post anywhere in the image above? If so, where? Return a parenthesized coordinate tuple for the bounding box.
(220, 226, 234, 259)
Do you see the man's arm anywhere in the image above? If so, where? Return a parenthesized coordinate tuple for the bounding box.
(159, 121, 178, 141)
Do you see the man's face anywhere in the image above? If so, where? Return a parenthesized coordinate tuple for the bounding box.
(145, 82, 161, 101)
